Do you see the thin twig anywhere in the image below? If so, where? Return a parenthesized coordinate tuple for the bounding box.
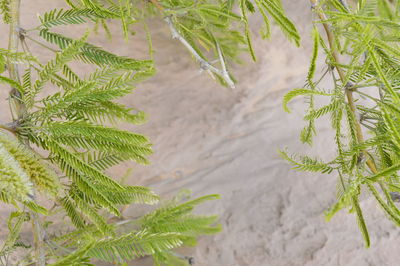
(164, 16, 235, 88)
(150, 0, 235, 89)
(8, 1, 47, 265)
(0, 123, 17, 134)
(147, 0, 235, 88)
(25, 35, 59, 53)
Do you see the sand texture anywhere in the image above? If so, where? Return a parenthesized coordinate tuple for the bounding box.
(0, 0, 399, 265)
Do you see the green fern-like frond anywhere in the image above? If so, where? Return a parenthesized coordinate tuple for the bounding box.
(86, 230, 184, 262)
(0, 212, 30, 256)
(305, 100, 342, 120)
(280, 150, 333, 173)
(0, 0, 11, 23)
(83, 151, 131, 171)
(367, 162, 400, 182)
(80, 0, 120, 18)
(325, 178, 361, 221)
(100, 185, 159, 205)
(140, 194, 221, 239)
(148, 215, 221, 236)
(367, 182, 400, 226)
(240, 0, 256, 61)
(0, 0, 227, 263)
(71, 194, 115, 234)
(35, 83, 129, 120)
(23, 200, 48, 215)
(41, 139, 124, 192)
(0, 48, 38, 65)
(153, 251, 190, 266)
(78, 102, 147, 125)
(283, 88, 333, 113)
(62, 64, 81, 84)
(40, 121, 152, 164)
(21, 69, 31, 93)
(308, 27, 320, 83)
(39, 8, 98, 28)
(351, 196, 370, 248)
(31, 139, 127, 219)
(59, 196, 86, 229)
(299, 120, 316, 145)
(25, 32, 88, 108)
(369, 49, 399, 102)
(39, 29, 153, 70)
(49, 242, 95, 266)
(256, 0, 300, 46)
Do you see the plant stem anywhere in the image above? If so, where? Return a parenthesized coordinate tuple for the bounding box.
(25, 35, 59, 53)
(148, 0, 235, 88)
(309, 0, 378, 174)
(164, 16, 235, 88)
(0, 123, 16, 134)
(8, 1, 46, 265)
(8, 0, 25, 121)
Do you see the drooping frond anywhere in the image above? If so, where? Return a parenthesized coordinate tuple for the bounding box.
(325, 177, 361, 221)
(304, 100, 342, 121)
(39, 121, 152, 164)
(77, 102, 147, 125)
(71, 193, 115, 234)
(79, 0, 120, 18)
(39, 29, 153, 70)
(153, 251, 190, 266)
(299, 120, 316, 145)
(59, 196, 86, 229)
(283, 88, 333, 113)
(280, 150, 333, 174)
(100, 185, 159, 205)
(308, 27, 319, 83)
(367, 183, 400, 226)
(87, 230, 184, 262)
(351, 196, 370, 248)
(367, 162, 400, 182)
(0, 212, 30, 257)
(0, 48, 38, 65)
(140, 194, 221, 241)
(39, 8, 98, 28)
(255, 0, 300, 46)
(240, 0, 256, 61)
(40, 139, 124, 192)
(49, 242, 95, 266)
(284, 0, 400, 248)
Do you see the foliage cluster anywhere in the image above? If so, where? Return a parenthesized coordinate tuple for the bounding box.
(2, 0, 398, 264)
(284, 0, 400, 247)
(0, 0, 263, 264)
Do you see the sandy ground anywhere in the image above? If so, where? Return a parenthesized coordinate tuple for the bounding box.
(1, 0, 400, 265)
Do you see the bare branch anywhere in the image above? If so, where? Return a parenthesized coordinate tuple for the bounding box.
(164, 16, 235, 89)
